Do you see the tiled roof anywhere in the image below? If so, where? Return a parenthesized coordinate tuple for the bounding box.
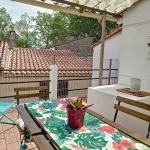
(91, 28, 122, 48)
(0, 40, 10, 69)
(0, 40, 92, 76)
(48, 36, 93, 48)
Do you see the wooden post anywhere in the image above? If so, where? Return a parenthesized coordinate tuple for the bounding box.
(99, 13, 106, 86)
(108, 59, 112, 85)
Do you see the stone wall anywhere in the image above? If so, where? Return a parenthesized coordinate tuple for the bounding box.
(55, 36, 93, 57)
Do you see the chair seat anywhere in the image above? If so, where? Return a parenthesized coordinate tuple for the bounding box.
(0, 101, 16, 125)
(0, 101, 16, 113)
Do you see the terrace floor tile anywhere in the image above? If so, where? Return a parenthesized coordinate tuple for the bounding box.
(0, 108, 39, 150)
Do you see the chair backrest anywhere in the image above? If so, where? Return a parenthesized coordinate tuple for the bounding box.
(14, 86, 49, 105)
(114, 96, 150, 138)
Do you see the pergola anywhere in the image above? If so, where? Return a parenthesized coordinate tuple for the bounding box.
(13, 0, 141, 85)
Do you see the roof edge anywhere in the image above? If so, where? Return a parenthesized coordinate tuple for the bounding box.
(48, 35, 93, 48)
(91, 27, 122, 48)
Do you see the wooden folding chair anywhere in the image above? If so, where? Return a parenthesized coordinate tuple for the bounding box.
(14, 86, 49, 105)
(113, 96, 150, 138)
(0, 101, 16, 125)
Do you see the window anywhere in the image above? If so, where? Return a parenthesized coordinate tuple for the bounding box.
(57, 80, 68, 98)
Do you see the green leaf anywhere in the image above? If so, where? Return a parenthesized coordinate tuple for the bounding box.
(42, 102, 57, 109)
(111, 131, 122, 143)
(51, 110, 67, 118)
(141, 146, 150, 150)
(43, 116, 76, 145)
(43, 111, 54, 114)
(44, 116, 66, 133)
(62, 146, 72, 150)
(29, 108, 43, 117)
(26, 102, 37, 108)
(74, 133, 108, 149)
(84, 113, 104, 127)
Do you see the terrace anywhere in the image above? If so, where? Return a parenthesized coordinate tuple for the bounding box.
(1, 0, 150, 149)
(0, 108, 39, 150)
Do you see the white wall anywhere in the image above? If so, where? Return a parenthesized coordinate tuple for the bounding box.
(92, 31, 122, 86)
(118, 0, 150, 90)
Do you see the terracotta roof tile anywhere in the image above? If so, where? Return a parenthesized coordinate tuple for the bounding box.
(0, 41, 93, 76)
(48, 36, 93, 48)
(91, 28, 122, 48)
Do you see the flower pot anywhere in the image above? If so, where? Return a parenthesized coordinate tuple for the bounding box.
(67, 107, 86, 128)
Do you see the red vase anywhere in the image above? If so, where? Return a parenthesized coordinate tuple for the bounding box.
(67, 107, 86, 128)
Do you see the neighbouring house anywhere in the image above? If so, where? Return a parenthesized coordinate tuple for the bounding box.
(0, 40, 93, 103)
(48, 36, 93, 57)
(88, 0, 150, 137)
(118, 0, 150, 89)
(91, 28, 122, 86)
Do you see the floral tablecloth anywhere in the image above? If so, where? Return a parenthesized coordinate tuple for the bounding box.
(26, 99, 150, 150)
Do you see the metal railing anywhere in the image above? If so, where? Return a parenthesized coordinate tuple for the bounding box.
(0, 60, 118, 103)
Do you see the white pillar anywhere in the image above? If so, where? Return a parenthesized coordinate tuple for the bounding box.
(49, 64, 58, 100)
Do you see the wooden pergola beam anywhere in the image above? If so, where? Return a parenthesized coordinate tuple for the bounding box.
(99, 13, 106, 86)
(13, 0, 119, 22)
(51, 0, 122, 18)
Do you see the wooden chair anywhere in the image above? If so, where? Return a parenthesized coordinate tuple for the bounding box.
(14, 86, 49, 105)
(113, 96, 150, 138)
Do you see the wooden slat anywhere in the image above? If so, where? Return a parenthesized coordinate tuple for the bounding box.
(32, 134, 54, 150)
(101, 117, 150, 147)
(16, 105, 41, 135)
(13, 0, 119, 22)
(116, 96, 150, 111)
(86, 109, 104, 120)
(14, 86, 48, 92)
(15, 92, 49, 99)
(114, 104, 150, 122)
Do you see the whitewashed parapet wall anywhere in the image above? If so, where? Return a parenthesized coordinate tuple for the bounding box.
(118, 0, 150, 90)
(92, 31, 122, 86)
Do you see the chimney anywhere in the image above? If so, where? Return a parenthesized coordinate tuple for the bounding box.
(9, 30, 15, 50)
(69, 35, 74, 40)
(57, 39, 62, 44)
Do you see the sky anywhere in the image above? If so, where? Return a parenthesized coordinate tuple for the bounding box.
(0, 0, 53, 23)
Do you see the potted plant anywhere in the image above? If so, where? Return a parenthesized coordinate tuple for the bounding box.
(66, 98, 93, 128)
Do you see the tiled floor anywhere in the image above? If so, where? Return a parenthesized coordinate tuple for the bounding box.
(0, 99, 87, 150)
(0, 108, 39, 150)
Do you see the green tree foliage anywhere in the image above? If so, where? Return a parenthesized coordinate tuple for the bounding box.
(0, 7, 13, 40)
(50, 12, 70, 45)
(26, 11, 69, 48)
(67, 13, 120, 42)
(0, 6, 121, 48)
(15, 13, 37, 48)
(33, 11, 53, 48)
(68, 15, 102, 41)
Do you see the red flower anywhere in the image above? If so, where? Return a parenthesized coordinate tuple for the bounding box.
(37, 118, 45, 124)
(58, 99, 68, 104)
(79, 126, 88, 132)
(112, 142, 125, 150)
(71, 145, 89, 150)
(36, 108, 46, 113)
(119, 139, 136, 149)
(60, 106, 66, 111)
(98, 125, 116, 135)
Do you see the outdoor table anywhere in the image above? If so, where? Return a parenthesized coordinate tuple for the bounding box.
(16, 98, 150, 150)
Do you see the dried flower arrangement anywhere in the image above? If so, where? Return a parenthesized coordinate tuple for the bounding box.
(67, 97, 93, 110)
